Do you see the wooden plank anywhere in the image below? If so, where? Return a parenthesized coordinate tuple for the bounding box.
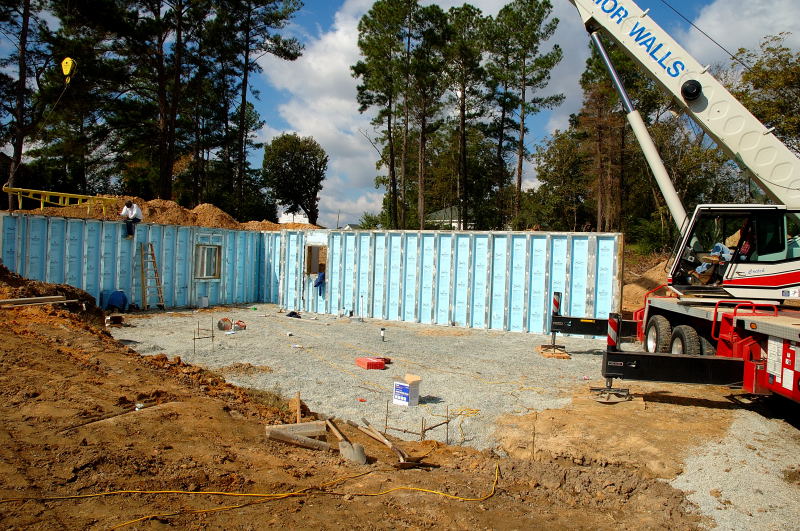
(267, 421, 326, 438)
(0, 296, 66, 305)
(265, 427, 333, 451)
(0, 299, 79, 309)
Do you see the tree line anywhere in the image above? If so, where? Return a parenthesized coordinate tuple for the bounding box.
(1, 0, 329, 224)
(353, 0, 563, 231)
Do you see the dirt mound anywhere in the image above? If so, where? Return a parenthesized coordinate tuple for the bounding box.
(281, 222, 319, 230)
(622, 259, 670, 312)
(10, 195, 320, 232)
(191, 203, 241, 230)
(240, 220, 281, 231)
(0, 262, 104, 326)
(144, 198, 196, 226)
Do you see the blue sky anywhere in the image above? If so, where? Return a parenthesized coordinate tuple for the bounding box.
(253, 0, 800, 228)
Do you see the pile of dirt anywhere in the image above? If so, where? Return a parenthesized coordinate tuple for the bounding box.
(239, 219, 282, 231)
(0, 263, 703, 528)
(191, 203, 242, 230)
(144, 198, 196, 226)
(0, 263, 104, 326)
(622, 259, 671, 313)
(10, 195, 320, 232)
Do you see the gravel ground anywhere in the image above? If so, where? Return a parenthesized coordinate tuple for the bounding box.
(111, 303, 606, 450)
(671, 409, 800, 530)
(112, 303, 800, 529)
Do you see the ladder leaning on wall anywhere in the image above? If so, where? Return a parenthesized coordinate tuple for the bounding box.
(139, 243, 165, 310)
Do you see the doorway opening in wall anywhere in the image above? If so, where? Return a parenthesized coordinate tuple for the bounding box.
(305, 245, 327, 274)
(195, 245, 221, 279)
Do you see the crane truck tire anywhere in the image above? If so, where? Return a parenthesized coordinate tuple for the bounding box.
(670, 325, 702, 356)
(645, 315, 672, 353)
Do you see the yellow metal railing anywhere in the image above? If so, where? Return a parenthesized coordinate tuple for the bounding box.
(2, 185, 118, 215)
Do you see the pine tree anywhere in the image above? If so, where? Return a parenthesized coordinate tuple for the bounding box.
(444, 4, 485, 229)
(498, 0, 563, 219)
(352, 0, 411, 229)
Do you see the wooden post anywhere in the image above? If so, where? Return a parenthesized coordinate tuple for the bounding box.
(295, 391, 301, 423)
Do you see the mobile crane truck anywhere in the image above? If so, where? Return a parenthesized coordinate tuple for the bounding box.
(566, 0, 800, 404)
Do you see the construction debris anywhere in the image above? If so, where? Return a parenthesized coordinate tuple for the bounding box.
(104, 314, 125, 327)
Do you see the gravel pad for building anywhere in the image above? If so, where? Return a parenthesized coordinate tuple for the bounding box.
(111, 303, 607, 450)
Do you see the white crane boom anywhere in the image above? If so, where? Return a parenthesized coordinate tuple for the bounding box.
(567, 0, 800, 210)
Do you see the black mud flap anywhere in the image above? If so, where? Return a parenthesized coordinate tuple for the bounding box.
(602, 350, 744, 386)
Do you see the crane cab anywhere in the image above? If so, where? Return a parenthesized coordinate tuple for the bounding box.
(668, 204, 800, 301)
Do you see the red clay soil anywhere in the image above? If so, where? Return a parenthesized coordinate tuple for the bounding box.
(0, 264, 703, 529)
(10, 196, 319, 232)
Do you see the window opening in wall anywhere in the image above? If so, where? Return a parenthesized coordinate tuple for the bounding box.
(305, 245, 327, 274)
(195, 245, 221, 279)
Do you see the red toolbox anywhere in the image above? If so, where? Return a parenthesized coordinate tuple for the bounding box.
(355, 357, 386, 370)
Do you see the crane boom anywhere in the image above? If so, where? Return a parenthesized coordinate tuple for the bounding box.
(567, 0, 800, 208)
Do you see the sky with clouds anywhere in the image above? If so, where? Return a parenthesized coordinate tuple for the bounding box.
(255, 0, 800, 228)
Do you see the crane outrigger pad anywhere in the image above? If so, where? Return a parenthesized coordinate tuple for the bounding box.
(589, 385, 631, 404)
(602, 349, 744, 386)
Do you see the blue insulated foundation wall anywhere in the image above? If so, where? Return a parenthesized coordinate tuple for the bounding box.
(0, 213, 263, 309)
(280, 230, 622, 334)
(1, 215, 622, 332)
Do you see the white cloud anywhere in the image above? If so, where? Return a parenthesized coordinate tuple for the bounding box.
(258, 0, 377, 228)
(676, 0, 800, 64)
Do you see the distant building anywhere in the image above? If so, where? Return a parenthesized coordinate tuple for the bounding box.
(278, 210, 309, 224)
(343, 223, 361, 230)
(427, 206, 474, 230)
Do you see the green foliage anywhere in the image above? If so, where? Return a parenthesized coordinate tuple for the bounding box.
(0, 0, 301, 217)
(731, 33, 800, 155)
(357, 211, 384, 229)
(517, 129, 592, 231)
(262, 133, 327, 225)
(352, 0, 563, 231)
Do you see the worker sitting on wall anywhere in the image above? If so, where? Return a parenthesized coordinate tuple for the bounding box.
(120, 200, 142, 239)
